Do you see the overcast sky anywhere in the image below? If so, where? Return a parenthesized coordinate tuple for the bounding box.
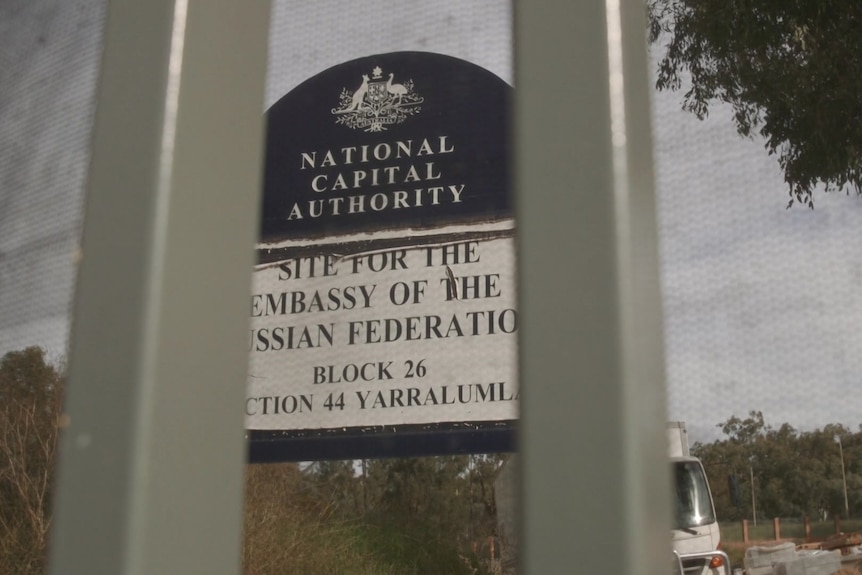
(2, 0, 860, 446)
(653, 95, 862, 443)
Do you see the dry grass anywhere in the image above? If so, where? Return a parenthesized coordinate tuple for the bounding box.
(242, 463, 401, 575)
(241, 462, 489, 575)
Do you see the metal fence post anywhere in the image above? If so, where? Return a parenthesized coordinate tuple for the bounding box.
(516, 0, 670, 573)
(48, 1, 270, 573)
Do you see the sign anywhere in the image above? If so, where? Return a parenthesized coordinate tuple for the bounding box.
(247, 52, 515, 456)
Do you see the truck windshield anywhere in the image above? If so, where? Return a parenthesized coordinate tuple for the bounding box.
(673, 461, 715, 529)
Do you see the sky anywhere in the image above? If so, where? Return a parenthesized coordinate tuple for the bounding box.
(651, 80, 862, 443)
(2, 0, 861, 446)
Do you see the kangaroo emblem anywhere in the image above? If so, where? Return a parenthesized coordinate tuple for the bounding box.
(347, 74, 370, 111)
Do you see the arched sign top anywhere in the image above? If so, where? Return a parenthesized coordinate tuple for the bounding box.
(261, 51, 513, 243)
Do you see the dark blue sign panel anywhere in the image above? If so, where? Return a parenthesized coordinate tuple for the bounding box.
(261, 52, 512, 242)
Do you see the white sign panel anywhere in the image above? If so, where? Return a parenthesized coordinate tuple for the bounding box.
(247, 235, 517, 429)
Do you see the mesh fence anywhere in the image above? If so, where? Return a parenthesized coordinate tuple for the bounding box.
(0, 0, 106, 362)
(1, 0, 860, 444)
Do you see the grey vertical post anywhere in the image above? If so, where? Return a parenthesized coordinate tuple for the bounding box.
(516, 1, 670, 574)
(48, 1, 270, 574)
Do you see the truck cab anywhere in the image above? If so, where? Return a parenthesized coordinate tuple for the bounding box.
(669, 423, 729, 575)
(671, 456, 727, 574)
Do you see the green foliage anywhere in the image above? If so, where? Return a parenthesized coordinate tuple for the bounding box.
(647, 0, 862, 206)
(349, 521, 479, 575)
(243, 462, 403, 575)
(695, 413, 861, 522)
(243, 454, 506, 575)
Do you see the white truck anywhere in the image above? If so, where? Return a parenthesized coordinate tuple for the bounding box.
(494, 423, 731, 575)
(669, 421, 730, 575)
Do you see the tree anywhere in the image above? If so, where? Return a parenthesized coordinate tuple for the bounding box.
(695, 414, 862, 520)
(718, 410, 768, 445)
(0, 347, 64, 575)
(692, 413, 766, 521)
(648, 0, 862, 207)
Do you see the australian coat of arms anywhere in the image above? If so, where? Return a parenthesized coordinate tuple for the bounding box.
(332, 66, 423, 132)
